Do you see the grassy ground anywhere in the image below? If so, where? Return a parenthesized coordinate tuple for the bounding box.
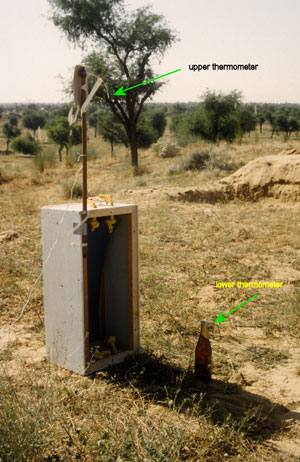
(0, 122, 300, 461)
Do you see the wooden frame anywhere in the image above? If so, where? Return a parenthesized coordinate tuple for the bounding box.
(42, 202, 139, 375)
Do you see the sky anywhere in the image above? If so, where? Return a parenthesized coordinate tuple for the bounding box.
(1, 0, 300, 104)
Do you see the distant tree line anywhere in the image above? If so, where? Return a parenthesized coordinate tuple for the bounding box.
(1, 97, 300, 159)
(0, 101, 167, 160)
(168, 94, 300, 145)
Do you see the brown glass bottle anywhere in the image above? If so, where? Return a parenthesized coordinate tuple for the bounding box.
(195, 320, 212, 383)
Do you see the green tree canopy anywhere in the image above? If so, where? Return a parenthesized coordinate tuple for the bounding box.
(22, 111, 46, 138)
(274, 112, 289, 136)
(48, 104, 71, 119)
(97, 112, 128, 157)
(97, 108, 166, 156)
(256, 112, 265, 134)
(190, 90, 242, 143)
(48, 0, 177, 168)
(8, 114, 19, 126)
(288, 117, 299, 136)
(240, 108, 257, 138)
(47, 117, 81, 161)
(146, 109, 167, 139)
(2, 121, 21, 153)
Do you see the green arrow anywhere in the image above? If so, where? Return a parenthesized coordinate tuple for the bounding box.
(214, 294, 258, 324)
(113, 68, 181, 96)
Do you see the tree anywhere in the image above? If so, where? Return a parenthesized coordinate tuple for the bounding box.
(48, 0, 176, 168)
(256, 112, 265, 134)
(240, 108, 257, 138)
(2, 121, 21, 153)
(88, 112, 99, 137)
(265, 111, 277, 138)
(8, 113, 19, 126)
(288, 117, 299, 137)
(190, 90, 242, 143)
(97, 112, 128, 157)
(47, 117, 81, 161)
(135, 109, 167, 148)
(97, 108, 166, 156)
(146, 108, 167, 139)
(275, 112, 289, 137)
(23, 111, 46, 138)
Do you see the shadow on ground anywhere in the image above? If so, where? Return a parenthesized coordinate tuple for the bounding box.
(93, 351, 300, 442)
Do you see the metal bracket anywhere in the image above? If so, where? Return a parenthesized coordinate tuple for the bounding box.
(73, 222, 88, 235)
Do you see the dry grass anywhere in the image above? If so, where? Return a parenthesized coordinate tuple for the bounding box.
(0, 125, 300, 461)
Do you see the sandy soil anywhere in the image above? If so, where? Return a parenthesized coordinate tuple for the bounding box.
(169, 154, 300, 203)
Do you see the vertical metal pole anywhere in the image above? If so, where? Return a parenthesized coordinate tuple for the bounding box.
(79, 67, 90, 368)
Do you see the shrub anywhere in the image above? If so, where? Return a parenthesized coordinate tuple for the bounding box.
(0, 168, 12, 185)
(131, 165, 150, 176)
(170, 112, 200, 146)
(166, 163, 182, 175)
(180, 149, 244, 173)
(61, 178, 82, 199)
(152, 141, 181, 158)
(43, 145, 57, 168)
(11, 136, 41, 156)
(181, 149, 210, 170)
(34, 151, 46, 173)
(208, 150, 244, 173)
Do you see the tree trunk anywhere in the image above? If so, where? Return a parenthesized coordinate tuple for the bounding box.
(65, 145, 73, 166)
(126, 99, 139, 168)
(129, 138, 138, 167)
(58, 146, 63, 161)
(260, 123, 263, 134)
(129, 120, 138, 168)
(110, 142, 114, 158)
(94, 127, 97, 138)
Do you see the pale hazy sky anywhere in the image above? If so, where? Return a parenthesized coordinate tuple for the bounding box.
(1, 0, 300, 104)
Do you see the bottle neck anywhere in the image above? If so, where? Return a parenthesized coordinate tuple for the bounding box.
(200, 321, 209, 339)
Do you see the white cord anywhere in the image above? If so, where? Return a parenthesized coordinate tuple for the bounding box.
(13, 165, 85, 324)
(88, 72, 111, 99)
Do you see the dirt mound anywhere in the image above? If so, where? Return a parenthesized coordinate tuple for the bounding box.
(170, 155, 300, 203)
(278, 147, 300, 155)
